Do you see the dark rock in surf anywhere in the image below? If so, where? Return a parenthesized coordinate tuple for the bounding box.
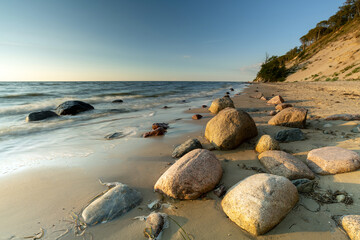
(192, 114, 203, 120)
(104, 132, 125, 140)
(202, 105, 207, 108)
(112, 99, 123, 103)
(230, 88, 234, 91)
(55, 100, 94, 116)
(152, 123, 169, 130)
(26, 110, 59, 122)
(143, 127, 167, 138)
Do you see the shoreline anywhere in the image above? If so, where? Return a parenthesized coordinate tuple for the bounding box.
(1, 81, 360, 239)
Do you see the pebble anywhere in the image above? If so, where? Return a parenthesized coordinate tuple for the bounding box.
(336, 194, 346, 203)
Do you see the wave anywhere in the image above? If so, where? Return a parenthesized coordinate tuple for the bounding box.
(0, 93, 51, 99)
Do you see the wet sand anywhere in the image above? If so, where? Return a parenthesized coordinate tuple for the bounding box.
(1, 82, 360, 239)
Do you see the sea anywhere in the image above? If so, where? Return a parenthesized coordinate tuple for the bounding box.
(0, 81, 247, 175)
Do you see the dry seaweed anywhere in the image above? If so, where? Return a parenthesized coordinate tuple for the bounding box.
(302, 182, 353, 205)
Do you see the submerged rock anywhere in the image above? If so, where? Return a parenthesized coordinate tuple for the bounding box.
(267, 95, 285, 105)
(255, 135, 280, 153)
(171, 138, 203, 158)
(143, 127, 166, 138)
(268, 107, 308, 128)
(154, 149, 222, 199)
(341, 215, 360, 240)
(258, 150, 315, 180)
(205, 108, 258, 150)
(221, 173, 298, 235)
(82, 182, 142, 225)
(104, 132, 125, 140)
(26, 110, 59, 122)
(275, 128, 305, 142)
(306, 146, 360, 175)
(112, 99, 123, 103)
(56, 100, 94, 116)
(208, 97, 235, 114)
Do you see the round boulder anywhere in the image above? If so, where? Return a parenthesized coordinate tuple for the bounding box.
(306, 146, 360, 175)
(208, 97, 235, 114)
(205, 108, 258, 150)
(154, 149, 222, 199)
(268, 107, 308, 128)
(255, 135, 280, 153)
(258, 150, 315, 180)
(221, 174, 298, 236)
(26, 110, 59, 122)
(341, 215, 360, 240)
(56, 100, 94, 116)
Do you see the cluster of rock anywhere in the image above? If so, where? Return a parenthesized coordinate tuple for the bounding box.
(26, 100, 94, 122)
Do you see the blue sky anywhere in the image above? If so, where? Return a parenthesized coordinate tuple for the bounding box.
(0, 0, 342, 81)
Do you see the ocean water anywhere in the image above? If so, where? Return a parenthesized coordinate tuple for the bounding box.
(0, 81, 246, 174)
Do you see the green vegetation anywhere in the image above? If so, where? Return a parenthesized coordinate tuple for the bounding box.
(254, 0, 360, 82)
(255, 55, 287, 82)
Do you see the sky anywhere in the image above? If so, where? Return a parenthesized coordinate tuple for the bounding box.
(0, 0, 343, 82)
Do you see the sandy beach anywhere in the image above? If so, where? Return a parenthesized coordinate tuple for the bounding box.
(2, 81, 360, 240)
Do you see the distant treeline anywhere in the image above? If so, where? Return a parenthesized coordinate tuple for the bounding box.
(255, 0, 360, 82)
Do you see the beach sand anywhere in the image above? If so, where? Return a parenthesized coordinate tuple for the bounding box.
(1, 81, 360, 239)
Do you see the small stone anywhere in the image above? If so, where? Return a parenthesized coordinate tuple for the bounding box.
(192, 114, 203, 120)
(351, 125, 360, 133)
(230, 88, 234, 91)
(162, 106, 170, 109)
(172, 139, 203, 158)
(145, 212, 165, 237)
(152, 123, 169, 130)
(112, 99, 123, 103)
(213, 184, 227, 198)
(260, 96, 267, 101)
(202, 105, 207, 108)
(275, 128, 305, 142)
(336, 194, 346, 203)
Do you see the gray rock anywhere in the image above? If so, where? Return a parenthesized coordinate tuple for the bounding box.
(112, 99, 123, 103)
(104, 132, 125, 140)
(351, 125, 360, 133)
(56, 100, 94, 116)
(82, 182, 142, 225)
(26, 110, 59, 122)
(172, 139, 203, 158)
(291, 179, 315, 193)
(275, 128, 305, 142)
(145, 212, 165, 237)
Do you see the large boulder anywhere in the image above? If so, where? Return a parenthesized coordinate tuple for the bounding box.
(82, 182, 142, 225)
(205, 108, 258, 150)
(267, 95, 284, 105)
(172, 139, 203, 158)
(255, 135, 280, 153)
(221, 174, 298, 236)
(26, 110, 59, 122)
(268, 107, 308, 128)
(154, 149, 222, 199)
(56, 100, 94, 115)
(341, 215, 360, 240)
(208, 97, 235, 114)
(275, 128, 305, 142)
(258, 150, 315, 180)
(306, 146, 360, 175)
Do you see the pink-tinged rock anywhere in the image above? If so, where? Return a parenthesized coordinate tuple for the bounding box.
(143, 127, 166, 138)
(258, 150, 315, 180)
(221, 174, 298, 236)
(306, 146, 360, 175)
(267, 95, 285, 105)
(275, 103, 293, 111)
(325, 114, 360, 121)
(154, 149, 222, 199)
(341, 215, 360, 240)
(268, 107, 308, 128)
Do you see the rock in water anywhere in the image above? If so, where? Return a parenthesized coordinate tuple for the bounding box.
(56, 101, 94, 116)
(258, 150, 315, 180)
(104, 132, 125, 140)
(267, 95, 284, 105)
(208, 97, 235, 114)
(82, 182, 142, 225)
(275, 128, 305, 142)
(268, 107, 308, 128)
(112, 99, 123, 103)
(154, 149, 222, 199)
(255, 135, 280, 153)
(306, 146, 360, 175)
(152, 123, 169, 130)
(192, 114, 203, 120)
(143, 127, 167, 138)
(221, 174, 298, 236)
(26, 111, 59, 122)
(325, 114, 360, 121)
(341, 215, 360, 240)
(275, 103, 293, 111)
(205, 108, 258, 150)
(172, 138, 203, 158)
